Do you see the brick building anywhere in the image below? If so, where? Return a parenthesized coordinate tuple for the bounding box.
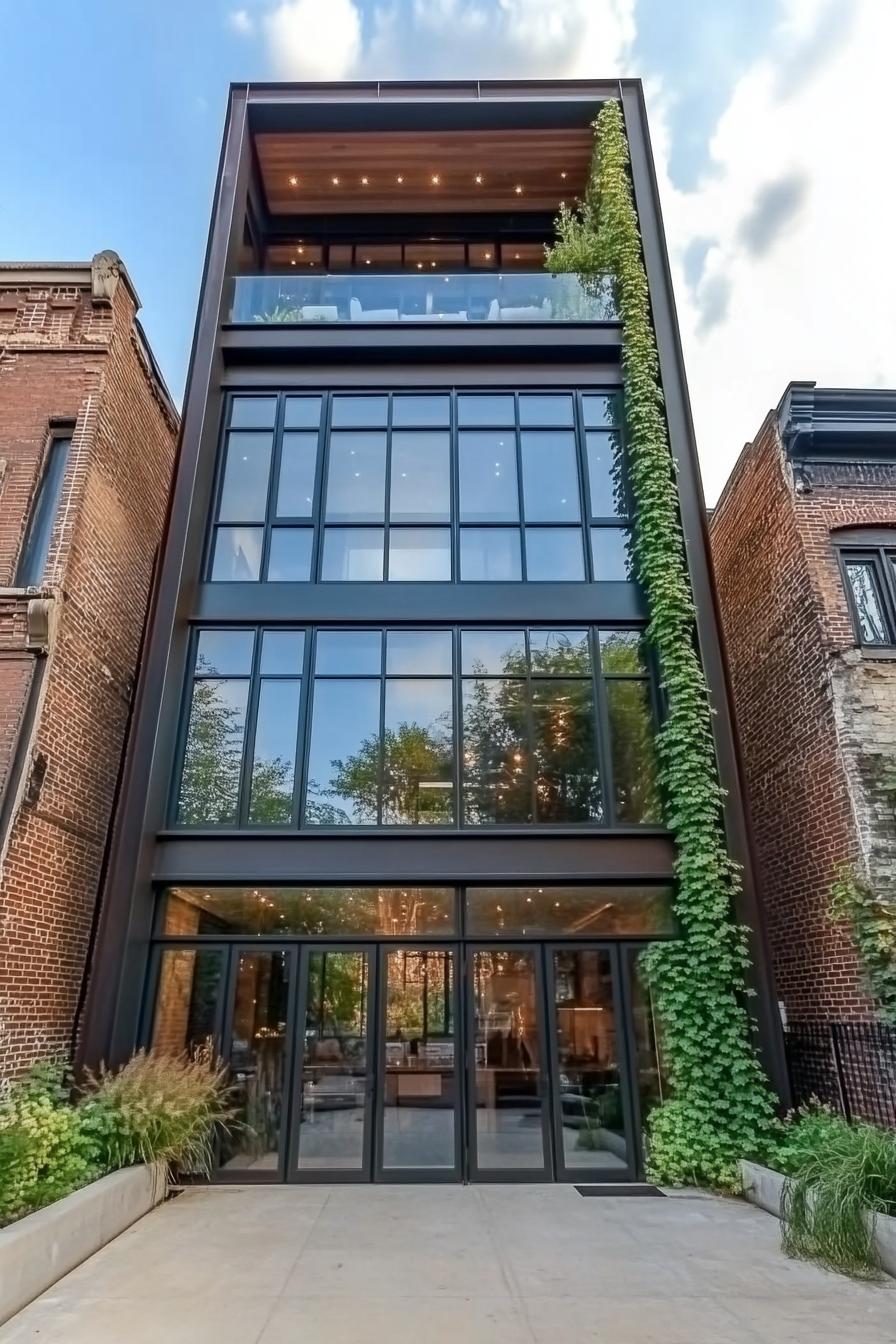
(711, 381, 896, 1023)
(0, 253, 178, 1077)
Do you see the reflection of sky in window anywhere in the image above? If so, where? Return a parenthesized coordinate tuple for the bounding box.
(306, 679, 380, 823)
(385, 679, 452, 738)
(253, 680, 300, 768)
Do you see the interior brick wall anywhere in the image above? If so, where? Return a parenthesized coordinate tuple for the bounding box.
(0, 271, 178, 1077)
(711, 410, 896, 1022)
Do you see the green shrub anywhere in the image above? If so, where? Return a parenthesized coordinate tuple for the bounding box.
(775, 1109, 896, 1279)
(78, 1049, 235, 1177)
(0, 1063, 100, 1226)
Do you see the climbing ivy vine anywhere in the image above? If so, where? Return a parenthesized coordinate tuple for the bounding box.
(546, 99, 777, 1187)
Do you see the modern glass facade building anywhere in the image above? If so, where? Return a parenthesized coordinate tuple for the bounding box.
(81, 79, 785, 1183)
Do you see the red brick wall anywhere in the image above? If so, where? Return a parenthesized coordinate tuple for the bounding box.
(0, 270, 178, 1077)
(710, 412, 873, 1021)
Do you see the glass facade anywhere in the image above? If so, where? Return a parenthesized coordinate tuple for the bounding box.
(206, 390, 633, 585)
(147, 883, 672, 1182)
(174, 626, 661, 829)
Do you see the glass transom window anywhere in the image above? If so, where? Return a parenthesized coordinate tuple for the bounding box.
(207, 390, 633, 584)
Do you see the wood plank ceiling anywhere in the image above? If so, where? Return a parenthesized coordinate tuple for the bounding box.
(257, 128, 594, 215)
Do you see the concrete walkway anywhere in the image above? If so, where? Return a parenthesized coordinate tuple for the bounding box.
(3, 1183, 896, 1343)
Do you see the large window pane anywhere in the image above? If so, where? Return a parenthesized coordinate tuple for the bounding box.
(195, 629, 255, 676)
(325, 432, 387, 521)
(532, 679, 601, 821)
(458, 431, 518, 521)
(296, 950, 371, 1171)
(472, 949, 547, 1170)
(598, 629, 647, 676)
(231, 396, 277, 429)
(462, 629, 526, 675)
(462, 678, 530, 823)
(388, 528, 451, 581)
(386, 629, 452, 675)
(276, 432, 318, 517)
(391, 395, 450, 427)
(525, 528, 585, 580)
(846, 560, 889, 644)
(331, 395, 388, 428)
(591, 526, 633, 580)
(218, 432, 273, 522)
(150, 948, 223, 1056)
(161, 885, 456, 936)
(457, 394, 515, 427)
(305, 678, 381, 825)
(267, 528, 312, 581)
(283, 395, 322, 429)
(587, 431, 624, 517)
(390, 432, 450, 522)
(459, 528, 521, 581)
(520, 431, 580, 521)
(249, 679, 300, 823)
(383, 679, 454, 824)
(605, 679, 662, 823)
(260, 629, 305, 674)
(178, 678, 249, 824)
(529, 629, 590, 676)
(582, 394, 620, 429)
(518, 394, 574, 428)
(321, 527, 384, 580)
(465, 886, 675, 937)
(315, 630, 381, 674)
(211, 526, 263, 581)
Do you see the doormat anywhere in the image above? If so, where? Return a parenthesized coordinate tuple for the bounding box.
(575, 1184, 666, 1197)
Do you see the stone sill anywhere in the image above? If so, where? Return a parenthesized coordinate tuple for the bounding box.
(740, 1159, 896, 1279)
(0, 1162, 166, 1325)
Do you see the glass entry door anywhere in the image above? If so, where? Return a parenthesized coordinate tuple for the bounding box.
(467, 947, 552, 1177)
(289, 946, 376, 1180)
(465, 943, 638, 1181)
(376, 946, 462, 1179)
(545, 944, 637, 1181)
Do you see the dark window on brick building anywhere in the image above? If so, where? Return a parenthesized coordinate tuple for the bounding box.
(840, 543, 896, 646)
(16, 433, 71, 585)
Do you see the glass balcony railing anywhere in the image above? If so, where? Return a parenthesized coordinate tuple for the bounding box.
(229, 271, 616, 325)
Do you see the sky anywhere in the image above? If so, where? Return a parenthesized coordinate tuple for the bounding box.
(1, 0, 893, 502)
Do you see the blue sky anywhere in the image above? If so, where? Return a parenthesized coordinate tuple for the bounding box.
(1, 0, 891, 499)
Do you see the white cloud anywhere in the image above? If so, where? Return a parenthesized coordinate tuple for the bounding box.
(654, 0, 896, 501)
(259, 0, 635, 81)
(228, 8, 254, 34)
(263, 0, 362, 79)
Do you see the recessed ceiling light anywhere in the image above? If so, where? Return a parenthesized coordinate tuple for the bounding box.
(430, 261, 436, 268)
(475, 173, 483, 185)
(331, 176, 340, 186)
(560, 170, 567, 180)
(290, 259, 296, 266)
(365, 258, 371, 265)
(514, 253, 520, 260)
(514, 184, 524, 195)
(416, 262, 423, 270)
(361, 176, 369, 186)
(431, 174, 440, 186)
(484, 251, 492, 260)
(288, 175, 299, 187)
(297, 246, 304, 254)
(396, 174, 404, 183)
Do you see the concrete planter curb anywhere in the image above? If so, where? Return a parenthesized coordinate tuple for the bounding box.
(740, 1159, 896, 1279)
(0, 1162, 166, 1325)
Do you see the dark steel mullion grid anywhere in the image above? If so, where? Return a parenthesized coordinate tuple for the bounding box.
(314, 393, 335, 582)
(258, 395, 288, 582)
(513, 393, 527, 582)
(236, 629, 265, 826)
(211, 396, 282, 581)
(242, 629, 307, 829)
(591, 627, 618, 827)
(382, 396, 395, 581)
(877, 547, 896, 641)
(580, 390, 633, 577)
(376, 629, 387, 824)
(452, 628, 463, 828)
(278, 395, 328, 582)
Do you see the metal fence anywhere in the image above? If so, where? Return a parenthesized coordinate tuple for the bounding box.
(785, 1021, 896, 1128)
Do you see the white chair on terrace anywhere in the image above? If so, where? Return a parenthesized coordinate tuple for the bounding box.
(350, 297, 400, 321)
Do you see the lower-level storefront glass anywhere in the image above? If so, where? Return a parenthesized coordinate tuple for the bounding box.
(147, 884, 670, 1182)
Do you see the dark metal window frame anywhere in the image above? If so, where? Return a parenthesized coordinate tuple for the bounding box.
(837, 538, 896, 648)
(205, 388, 632, 585)
(262, 238, 550, 275)
(169, 623, 662, 833)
